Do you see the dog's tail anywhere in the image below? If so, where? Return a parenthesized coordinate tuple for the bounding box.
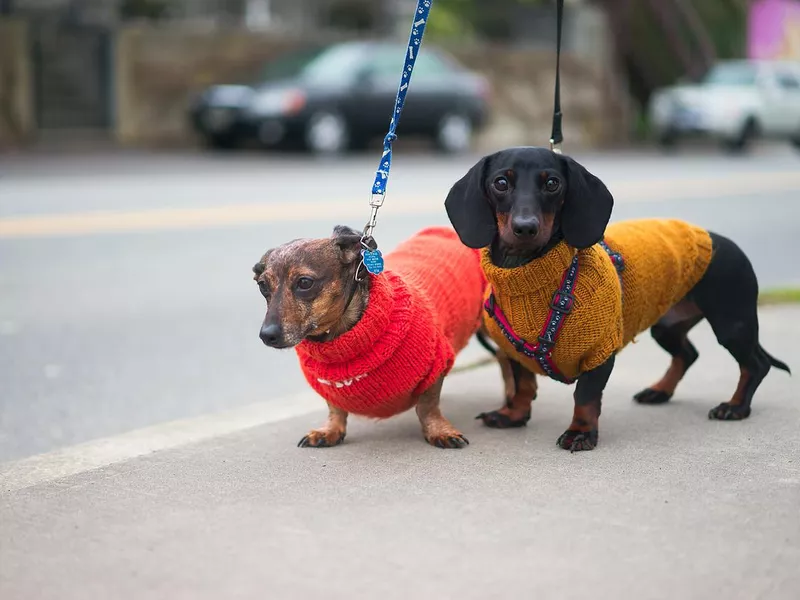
(762, 346, 791, 375)
(475, 329, 498, 357)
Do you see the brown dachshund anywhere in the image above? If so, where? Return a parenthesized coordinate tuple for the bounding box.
(252, 225, 505, 449)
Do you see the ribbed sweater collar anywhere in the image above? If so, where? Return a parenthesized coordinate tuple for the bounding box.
(480, 242, 577, 297)
(296, 271, 411, 365)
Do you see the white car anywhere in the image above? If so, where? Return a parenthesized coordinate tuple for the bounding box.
(648, 60, 800, 152)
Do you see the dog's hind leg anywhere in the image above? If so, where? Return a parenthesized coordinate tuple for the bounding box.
(633, 303, 704, 405)
(705, 321, 770, 420)
(690, 232, 790, 420)
(476, 352, 537, 428)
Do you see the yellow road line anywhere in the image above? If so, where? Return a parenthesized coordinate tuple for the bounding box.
(2, 172, 799, 239)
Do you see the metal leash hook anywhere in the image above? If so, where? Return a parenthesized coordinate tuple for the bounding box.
(549, 0, 564, 155)
(357, 0, 433, 278)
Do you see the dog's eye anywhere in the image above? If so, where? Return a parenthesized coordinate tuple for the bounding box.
(544, 177, 560, 192)
(492, 177, 510, 193)
(296, 276, 315, 291)
(257, 280, 271, 299)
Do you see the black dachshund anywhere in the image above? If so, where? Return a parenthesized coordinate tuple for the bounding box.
(445, 146, 790, 452)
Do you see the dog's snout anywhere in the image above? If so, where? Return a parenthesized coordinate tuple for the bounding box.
(259, 323, 283, 347)
(512, 215, 540, 238)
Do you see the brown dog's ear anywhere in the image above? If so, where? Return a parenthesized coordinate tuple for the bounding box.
(444, 155, 497, 249)
(252, 250, 271, 280)
(559, 155, 614, 249)
(252, 262, 265, 280)
(331, 225, 363, 265)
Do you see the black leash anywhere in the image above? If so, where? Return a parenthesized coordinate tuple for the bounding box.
(549, 0, 564, 154)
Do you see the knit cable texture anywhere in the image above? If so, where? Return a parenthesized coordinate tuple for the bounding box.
(481, 219, 713, 381)
(296, 227, 487, 418)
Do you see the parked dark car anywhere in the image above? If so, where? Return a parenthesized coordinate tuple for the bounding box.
(188, 40, 491, 155)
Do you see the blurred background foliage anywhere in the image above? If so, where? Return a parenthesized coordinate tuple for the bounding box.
(426, 0, 547, 40)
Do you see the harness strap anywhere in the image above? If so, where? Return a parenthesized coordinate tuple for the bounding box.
(598, 240, 625, 286)
(484, 241, 625, 384)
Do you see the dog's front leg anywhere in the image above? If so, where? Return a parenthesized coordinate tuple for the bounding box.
(476, 353, 537, 428)
(557, 355, 615, 452)
(298, 403, 348, 448)
(416, 376, 469, 449)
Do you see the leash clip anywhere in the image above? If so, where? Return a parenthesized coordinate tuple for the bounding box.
(549, 138, 562, 154)
(369, 192, 386, 209)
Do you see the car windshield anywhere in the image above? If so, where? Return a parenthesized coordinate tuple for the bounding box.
(702, 63, 757, 86)
(298, 45, 366, 83)
(259, 47, 327, 81)
(258, 45, 365, 85)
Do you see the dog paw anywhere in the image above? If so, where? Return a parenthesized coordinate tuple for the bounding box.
(298, 429, 346, 448)
(708, 403, 751, 421)
(475, 409, 531, 429)
(425, 431, 469, 449)
(633, 388, 673, 405)
(556, 429, 598, 452)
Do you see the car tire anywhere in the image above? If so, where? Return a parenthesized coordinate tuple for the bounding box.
(435, 113, 473, 154)
(305, 111, 350, 156)
(657, 129, 678, 151)
(205, 132, 238, 151)
(723, 118, 758, 154)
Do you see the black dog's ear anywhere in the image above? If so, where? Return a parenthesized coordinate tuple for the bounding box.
(560, 155, 614, 249)
(444, 156, 496, 249)
(331, 225, 363, 265)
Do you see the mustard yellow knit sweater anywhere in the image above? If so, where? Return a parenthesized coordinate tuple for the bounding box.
(481, 219, 714, 380)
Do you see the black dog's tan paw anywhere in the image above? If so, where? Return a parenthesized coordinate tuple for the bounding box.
(633, 388, 673, 405)
(708, 403, 751, 421)
(298, 429, 346, 448)
(476, 409, 531, 429)
(425, 431, 469, 449)
(556, 429, 598, 452)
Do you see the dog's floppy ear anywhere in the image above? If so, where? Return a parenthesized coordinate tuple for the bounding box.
(444, 156, 496, 249)
(331, 224, 363, 265)
(560, 155, 614, 249)
(252, 250, 272, 280)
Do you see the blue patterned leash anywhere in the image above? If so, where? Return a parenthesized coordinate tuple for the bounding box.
(358, 0, 434, 279)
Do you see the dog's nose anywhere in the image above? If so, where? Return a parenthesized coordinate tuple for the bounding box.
(512, 215, 540, 238)
(259, 323, 283, 347)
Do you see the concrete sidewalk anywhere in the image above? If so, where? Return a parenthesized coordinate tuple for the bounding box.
(2, 308, 799, 600)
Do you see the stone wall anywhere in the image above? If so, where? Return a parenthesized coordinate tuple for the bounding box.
(449, 44, 629, 150)
(115, 27, 347, 146)
(115, 25, 630, 150)
(0, 18, 35, 150)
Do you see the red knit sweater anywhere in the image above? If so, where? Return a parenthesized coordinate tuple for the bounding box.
(295, 226, 487, 419)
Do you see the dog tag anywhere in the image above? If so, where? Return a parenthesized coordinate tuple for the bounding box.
(362, 249, 384, 275)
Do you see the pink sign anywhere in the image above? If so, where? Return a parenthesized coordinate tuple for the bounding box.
(748, 0, 800, 60)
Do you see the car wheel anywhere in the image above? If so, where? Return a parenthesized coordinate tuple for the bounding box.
(435, 113, 473, 154)
(657, 129, 678, 151)
(205, 132, 238, 150)
(723, 118, 758, 154)
(305, 111, 350, 156)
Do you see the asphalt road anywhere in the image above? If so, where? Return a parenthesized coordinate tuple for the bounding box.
(1, 147, 800, 462)
(2, 309, 799, 599)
